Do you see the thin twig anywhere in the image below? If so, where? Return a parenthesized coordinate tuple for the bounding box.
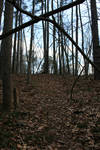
(70, 65, 85, 100)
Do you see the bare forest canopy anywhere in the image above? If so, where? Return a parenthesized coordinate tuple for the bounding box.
(0, 0, 85, 39)
(0, 0, 100, 78)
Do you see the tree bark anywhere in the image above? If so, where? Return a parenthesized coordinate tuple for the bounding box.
(43, 0, 49, 74)
(90, 0, 100, 80)
(1, 0, 13, 111)
(12, 10, 18, 73)
(71, 0, 74, 75)
(75, 5, 78, 76)
(27, 0, 35, 83)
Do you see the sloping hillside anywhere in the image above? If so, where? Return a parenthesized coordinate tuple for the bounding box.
(0, 74, 100, 150)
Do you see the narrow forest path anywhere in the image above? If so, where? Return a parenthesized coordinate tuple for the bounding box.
(0, 74, 100, 150)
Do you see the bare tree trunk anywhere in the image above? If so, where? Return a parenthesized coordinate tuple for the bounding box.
(60, 0, 65, 75)
(42, 0, 46, 73)
(16, 25, 20, 73)
(90, 0, 100, 80)
(57, 0, 62, 75)
(53, 24, 56, 74)
(71, 0, 74, 75)
(61, 34, 65, 74)
(27, 0, 35, 83)
(64, 36, 70, 74)
(58, 35, 62, 75)
(85, 0, 93, 75)
(23, 30, 28, 63)
(79, 5, 86, 74)
(20, 14, 23, 73)
(1, 0, 13, 111)
(12, 10, 18, 73)
(43, 0, 49, 74)
(16, 0, 22, 73)
(51, 0, 57, 74)
(75, 5, 78, 76)
(46, 0, 49, 73)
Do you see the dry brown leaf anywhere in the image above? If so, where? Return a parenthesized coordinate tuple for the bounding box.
(38, 124, 47, 131)
(17, 144, 22, 149)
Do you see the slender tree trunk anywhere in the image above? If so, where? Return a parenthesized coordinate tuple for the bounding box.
(60, 1, 65, 75)
(23, 30, 28, 63)
(75, 5, 78, 75)
(64, 36, 70, 74)
(12, 10, 18, 73)
(27, 0, 35, 83)
(20, 14, 23, 73)
(53, 26, 57, 74)
(16, 25, 20, 73)
(79, 5, 87, 75)
(71, 1, 74, 75)
(46, 0, 49, 73)
(27, 25, 33, 83)
(16, 0, 22, 73)
(42, 0, 46, 73)
(53, 24, 56, 74)
(57, 0, 62, 75)
(61, 34, 65, 74)
(43, 0, 49, 74)
(90, 0, 100, 80)
(51, 0, 57, 74)
(86, 0, 93, 74)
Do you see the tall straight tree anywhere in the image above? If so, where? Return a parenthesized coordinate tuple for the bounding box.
(12, 10, 18, 73)
(42, 0, 49, 73)
(90, 0, 100, 80)
(57, 0, 62, 75)
(75, 5, 78, 75)
(71, 0, 74, 75)
(27, 0, 35, 83)
(60, 0, 65, 74)
(1, 0, 13, 110)
(16, 0, 22, 73)
(51, 0, 57, 74)
(19, 14, 23, 73)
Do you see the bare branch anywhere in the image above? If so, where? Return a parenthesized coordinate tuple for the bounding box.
(6, 0, 34, 18)
(2, 0, 98, 72)
(48, 19, 100, 73)
(0, 0, 85, 39)
(7, 0, 85, 19)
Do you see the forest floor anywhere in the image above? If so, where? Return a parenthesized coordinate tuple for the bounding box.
(0, 74, 100, 150)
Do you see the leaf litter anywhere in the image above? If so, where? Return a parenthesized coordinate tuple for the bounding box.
(0, 74, 100, 149)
